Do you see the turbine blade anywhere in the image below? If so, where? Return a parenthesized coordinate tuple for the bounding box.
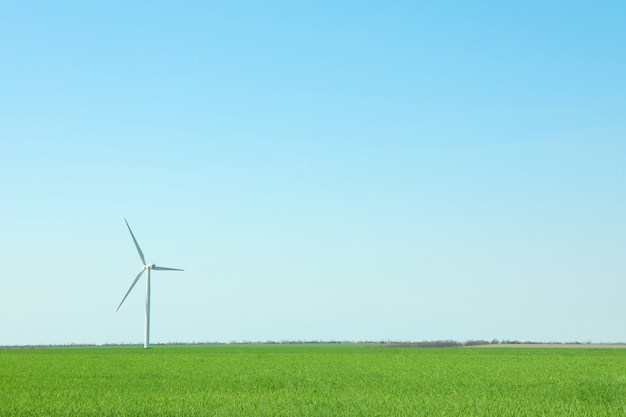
(152, 266, 184, 271)
(125, 218, 146, 265)
(116, 268, 146, 311)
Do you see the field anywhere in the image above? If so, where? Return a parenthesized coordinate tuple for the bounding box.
(1, 344, 625, 416)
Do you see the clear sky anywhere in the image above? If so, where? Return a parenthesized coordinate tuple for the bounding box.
(1, 1, 625, 346)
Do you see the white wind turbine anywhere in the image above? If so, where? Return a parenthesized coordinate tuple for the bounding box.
(117, 218, 183, 348)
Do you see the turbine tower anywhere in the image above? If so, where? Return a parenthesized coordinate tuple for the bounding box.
(117, 218, 183, 348)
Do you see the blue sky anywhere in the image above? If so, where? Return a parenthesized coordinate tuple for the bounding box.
(1, 1, 625, 345)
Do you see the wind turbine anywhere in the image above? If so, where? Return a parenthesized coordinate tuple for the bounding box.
(117, 218, 183, 348)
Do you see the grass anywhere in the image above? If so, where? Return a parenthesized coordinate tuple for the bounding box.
(1, 344, 626, 416)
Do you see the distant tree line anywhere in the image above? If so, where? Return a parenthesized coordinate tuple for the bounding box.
(2, 339, 615, 348)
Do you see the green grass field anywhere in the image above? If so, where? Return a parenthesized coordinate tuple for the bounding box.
(1, 344, 625, 416)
